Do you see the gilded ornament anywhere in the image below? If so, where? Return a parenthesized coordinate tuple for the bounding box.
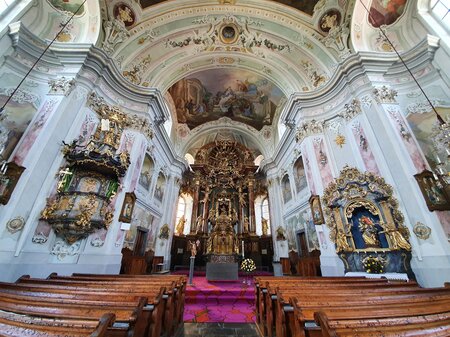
(334, 134, 346, 148)
(413, 222, 431, 240)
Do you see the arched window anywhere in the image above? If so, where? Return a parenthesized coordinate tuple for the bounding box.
(430, 0, 450, 30)
(0, 0, 16, 15)
(261, 197, 270, 235)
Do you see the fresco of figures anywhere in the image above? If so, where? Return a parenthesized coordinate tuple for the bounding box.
(285, 210, 319, 252)
(293, 156, 308, 193)
(139, 154, 154, 190)
(407, 107, 450, 169)
(154, 172, 166, 202)
(124, 204, 155, 251)
(0, 90, 38, 160)
(281, 174, 292, 204)
(47, 0, 85, 15)
(369, 0, 408, 27)
(168, 69, 284, 131)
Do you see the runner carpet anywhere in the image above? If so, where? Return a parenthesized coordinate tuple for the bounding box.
(183, 276, 256, 323)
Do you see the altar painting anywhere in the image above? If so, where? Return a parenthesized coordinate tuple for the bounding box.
(406, 107, 450, 169)
(293, 156, 307, 193)
(139, 154, 154, 190)
(47, 0, 85, 15)
(0, 96, 38, 161)
(369, 0, 408, 28)
(168, 69, 284, 131)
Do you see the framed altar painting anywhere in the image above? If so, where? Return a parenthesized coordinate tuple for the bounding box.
(119, 192, 136, 223)
(414, 170, 450, 211)
(309, 195, 324, 225)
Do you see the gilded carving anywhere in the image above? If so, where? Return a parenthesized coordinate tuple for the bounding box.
(323, 166, 411, 253)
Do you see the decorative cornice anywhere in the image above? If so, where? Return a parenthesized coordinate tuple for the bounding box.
(373, 85, 398, 104)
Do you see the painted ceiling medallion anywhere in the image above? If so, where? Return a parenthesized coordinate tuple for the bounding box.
(220, 25, 239, 44)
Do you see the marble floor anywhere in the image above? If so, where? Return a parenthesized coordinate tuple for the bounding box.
(178, 323, 260, 337)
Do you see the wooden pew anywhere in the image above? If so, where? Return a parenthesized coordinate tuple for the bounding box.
(14, 275, 180, 337)
(0, 311, 116, 337)
(0, 292, 148, 337)
(45, 273, 186, 335)
(254, 276, 413, 337)
(314, 307, 450, 337)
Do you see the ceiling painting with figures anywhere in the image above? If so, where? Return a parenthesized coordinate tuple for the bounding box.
(168, 68, 285, 131)
(138, 0, 320, 15)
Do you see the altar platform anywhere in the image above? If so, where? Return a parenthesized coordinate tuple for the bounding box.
(206, 254, 239, 281)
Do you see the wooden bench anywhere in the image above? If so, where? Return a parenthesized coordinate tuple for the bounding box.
(0, 311, 116, 337)
(13, 275, 183, 337)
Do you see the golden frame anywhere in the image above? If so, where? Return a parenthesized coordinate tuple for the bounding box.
(0, 162, 25, 205)
(119, 192, 136, 223)
(414, 170, 450, 211)
(309, 194, 324, 225)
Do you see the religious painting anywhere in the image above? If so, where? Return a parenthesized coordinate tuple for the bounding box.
(293, 156, 307, 194)
(0, 93, 39, 162)
(0, 162, 25, 205)
(281, 175, 292, 204)
(47, 0, 85, 15)
(168, 69, 285, 131)
(119, 192, 136, 223)
(368, 0, 408, 28)
(139, 0, 167, 9)
(414, 170, 450, 211)
(154, 172, 166, 202)
(406, 107, 450, 170)
(125, 204, 155, 250)
(138, 154, 154, 190)
(272, 0, 321, 16)
(309, 195, 324, 225)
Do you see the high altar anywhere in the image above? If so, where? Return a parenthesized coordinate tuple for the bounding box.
(206, 195, 240, 280)
(171, 140, 273, 280)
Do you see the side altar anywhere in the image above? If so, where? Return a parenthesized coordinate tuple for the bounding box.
(205, 199, 240, 281)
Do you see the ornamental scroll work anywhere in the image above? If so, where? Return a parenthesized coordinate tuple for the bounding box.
(322, 166, 411, 253)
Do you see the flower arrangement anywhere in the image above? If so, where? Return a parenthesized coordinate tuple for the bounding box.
(241, 258, 256, 273)
(362, 256, 385, 274)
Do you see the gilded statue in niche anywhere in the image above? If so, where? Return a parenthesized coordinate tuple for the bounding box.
(323, 166, 411, 253)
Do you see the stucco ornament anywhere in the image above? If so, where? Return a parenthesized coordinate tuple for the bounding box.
(6, 216, 25, 234)
(413, 222, 431, 240)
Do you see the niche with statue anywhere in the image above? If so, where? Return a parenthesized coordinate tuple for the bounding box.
(322, 166, 414, 278)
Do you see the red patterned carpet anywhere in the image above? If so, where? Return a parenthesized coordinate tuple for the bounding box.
(183, 276, 256, 323)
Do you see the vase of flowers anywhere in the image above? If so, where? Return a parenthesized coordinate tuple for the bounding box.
(241, 258, 256, 285)
(362, 256, 385, 274)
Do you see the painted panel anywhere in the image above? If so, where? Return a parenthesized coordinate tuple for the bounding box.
(47, 0, 85, 15)
(281, 175, 292, 204)
(369, 0, 408, 28)
(139, 154, 154, 190)
(168, 69, 284, 131)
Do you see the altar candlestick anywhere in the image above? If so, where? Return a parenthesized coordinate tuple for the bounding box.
(242, 240, 245, 258)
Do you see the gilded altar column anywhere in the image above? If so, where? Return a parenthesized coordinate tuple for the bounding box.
(190, 177, 200, 234)
(248, 177, 256, 234)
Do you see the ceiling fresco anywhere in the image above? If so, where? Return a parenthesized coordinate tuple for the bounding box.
(369, 0, 408, 28)
(168, 68, 285, 131)
(47, 0, 85, 15)
(138, 0, 320, 15)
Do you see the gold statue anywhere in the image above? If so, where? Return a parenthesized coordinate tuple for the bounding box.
(243, 216, 249, 233)
(358, 216, 380, 248)
(189, 240, 197, 256)
(208, 205, 238, 255)
(335, 228, 352, 252)
(381, 222, 411, 250)
(175, 215, 186, 236)
(261, 217, 269, 236)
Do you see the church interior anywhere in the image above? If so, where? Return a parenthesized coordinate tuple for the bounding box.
(0, 0, 450, 336)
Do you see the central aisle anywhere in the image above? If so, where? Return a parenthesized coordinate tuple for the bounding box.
(183, 277, 255, 323)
